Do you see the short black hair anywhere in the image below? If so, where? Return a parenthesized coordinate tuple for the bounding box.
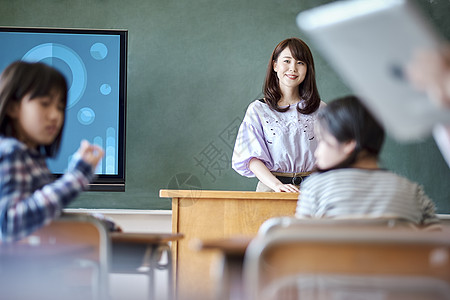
(317, 95, 385, 170)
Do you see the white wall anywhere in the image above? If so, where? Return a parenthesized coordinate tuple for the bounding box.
(64, 208, 172, 233)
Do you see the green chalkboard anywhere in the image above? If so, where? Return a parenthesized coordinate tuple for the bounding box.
(0, 0, 449, 212)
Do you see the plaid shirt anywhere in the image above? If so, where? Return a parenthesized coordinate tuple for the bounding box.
(0, 136, 94, 242)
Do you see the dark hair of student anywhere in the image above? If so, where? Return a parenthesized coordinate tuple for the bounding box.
(262, 37, 321, 115)
(316, 95, 385, 171)
(0, 61, 68, 157)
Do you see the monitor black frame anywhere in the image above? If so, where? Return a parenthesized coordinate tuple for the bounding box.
(0, 26, 128, 192)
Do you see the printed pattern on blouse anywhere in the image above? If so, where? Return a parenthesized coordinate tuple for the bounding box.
(232, 100, 324, 177)
(262, 111, 315, 145)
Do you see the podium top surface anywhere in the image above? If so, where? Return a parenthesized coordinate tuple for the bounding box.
(159, 189, 299, 200)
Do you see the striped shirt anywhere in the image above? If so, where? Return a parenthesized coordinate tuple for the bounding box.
(0, 136, 94, 242)
(296, 168, 439, 226)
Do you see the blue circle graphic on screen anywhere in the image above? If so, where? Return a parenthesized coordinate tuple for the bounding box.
(100, 83, 112, 95)
(90, 43, 108, 60)
(77, 107, 96, 125)
(22, 43, 87, 109)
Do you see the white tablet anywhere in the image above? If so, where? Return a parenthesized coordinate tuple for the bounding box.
(297, 0, 450, 141)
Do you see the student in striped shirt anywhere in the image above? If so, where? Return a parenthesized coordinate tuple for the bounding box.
(0, 61, 104, 242)
(295, 96, 440, 227)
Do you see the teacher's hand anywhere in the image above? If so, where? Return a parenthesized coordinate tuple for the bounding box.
(272, 183, 299, 193)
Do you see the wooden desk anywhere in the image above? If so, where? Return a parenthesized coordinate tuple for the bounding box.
(197, 227, 450, 300)
(196, 237, 252, 300)
(110, 232, 184, 300)
(159, 189, 298, 300)
(244, 225, 450, 300)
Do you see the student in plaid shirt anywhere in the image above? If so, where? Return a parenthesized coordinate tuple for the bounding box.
(0, 61, 104, 242)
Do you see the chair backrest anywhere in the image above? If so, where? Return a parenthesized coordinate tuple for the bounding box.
(244, 223, 450, 300)
(0, 214, 111, 300)
(257, 216, 419, 236)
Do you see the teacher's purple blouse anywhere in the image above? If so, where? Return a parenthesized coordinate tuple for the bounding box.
(232, 100, 326, 177)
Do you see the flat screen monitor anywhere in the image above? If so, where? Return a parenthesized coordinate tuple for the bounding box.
(0, 27, 127, 191)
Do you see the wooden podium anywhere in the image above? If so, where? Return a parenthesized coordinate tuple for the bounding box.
(159, 189, 298, 300)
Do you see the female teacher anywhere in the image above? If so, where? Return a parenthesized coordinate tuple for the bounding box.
(232, 37, 325, 192)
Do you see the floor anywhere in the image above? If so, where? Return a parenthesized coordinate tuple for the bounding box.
(65, 209, 450, 300)
(65, 209, 173, 300)
(108, 211, 172, 300)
